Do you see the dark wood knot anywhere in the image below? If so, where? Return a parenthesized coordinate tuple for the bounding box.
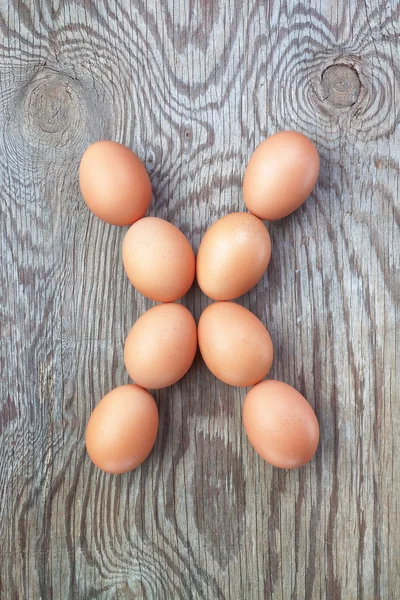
(321, 64, 361, 108)
(20, 70, 83, 149)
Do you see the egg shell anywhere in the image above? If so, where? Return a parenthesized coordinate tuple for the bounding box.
(79, 141, 152, 225)
(198, 302, 273, 387)
(85, 384, 158, 474)
(124, 303, 197, 389)
(243, 380, 319, 469)
(122, 217, 195, 302)
(243, 131, 320, 220)
(196, 212, 271, 301)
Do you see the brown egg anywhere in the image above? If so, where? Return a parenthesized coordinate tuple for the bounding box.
(124, 303, 197, 389)
(243, 380, 319, 469)
(243, 131, 320, 220)
(79, 140, 152, 226)
(196, 212, 271, 301)
(85, 384, 158, 474)
(198, 302, 273, 386)
(122, 217, 195, 302)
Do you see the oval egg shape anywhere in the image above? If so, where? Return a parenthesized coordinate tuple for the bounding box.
(198, 302, 273, 387)
(124, 303, 197, 389)
(122, 217, 195, 302)
(196, 212, 271, 301)
(79, 141, 152, 225)
(243, 131, 320, 220)
(85, 384, 158, 474)
(243, 380, 319, 469)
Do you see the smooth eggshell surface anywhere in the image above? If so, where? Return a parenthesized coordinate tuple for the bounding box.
(198, 302, 273, 387)
(243, 380, 319, 469)
(85, 384, 158, 474)
(124, 303, 197, 389)
(122, 217, 195, 302)
(196, 212, 271, 301)
(243, 131, 319, 220)
(79, 141, 152, 225)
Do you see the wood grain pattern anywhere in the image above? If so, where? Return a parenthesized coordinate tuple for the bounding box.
(0, 1, 399, 598)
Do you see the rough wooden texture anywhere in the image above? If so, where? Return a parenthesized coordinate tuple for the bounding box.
(0, 1, 399, 598)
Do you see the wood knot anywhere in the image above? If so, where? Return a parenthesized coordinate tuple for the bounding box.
(321, 64, 361, 108)
(19, 70, 84, 149)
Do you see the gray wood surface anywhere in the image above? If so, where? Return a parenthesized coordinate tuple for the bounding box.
(0, 1, 399, 598)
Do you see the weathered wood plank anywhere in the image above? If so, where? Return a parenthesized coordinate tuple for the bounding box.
(0, 1, 399, 598)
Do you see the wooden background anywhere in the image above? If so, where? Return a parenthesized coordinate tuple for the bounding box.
(0, 1, 399, 598)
